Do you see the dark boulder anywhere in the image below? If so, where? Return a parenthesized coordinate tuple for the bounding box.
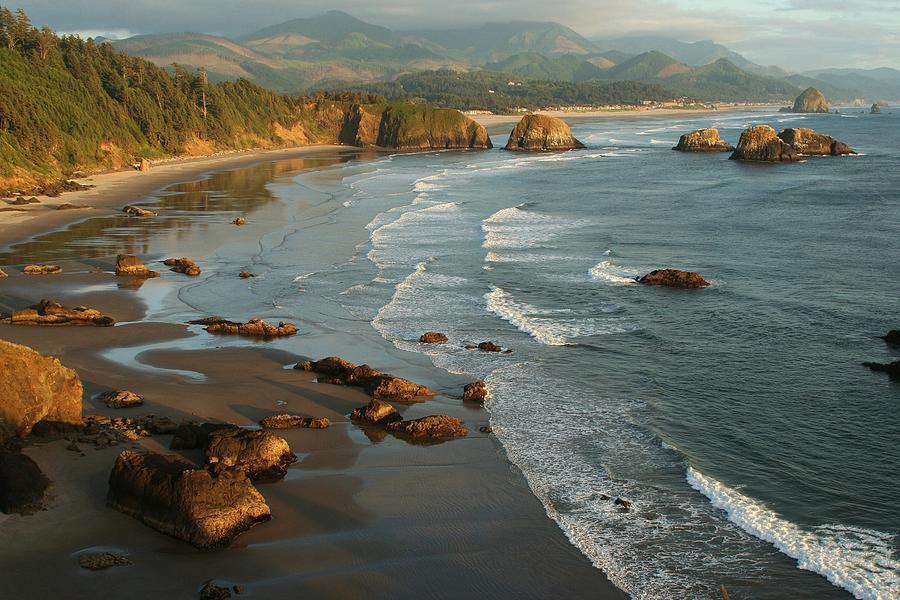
(637, 269, 709, 288)
(777, 128, 855, 156)
(188, 317, 298, 338)
(78, 552, 132, 570)
(259, 414, 330, 429)
(386, 415, 468, 439)
(883, 330, 900, 347)
(863, 361, 900, 381)
(204, 428, 297, 482)
(0, 450, 50, 514)
(296, 357, 432, 402)
(115, 254, 159, 278)
(419, 331, 448, 344)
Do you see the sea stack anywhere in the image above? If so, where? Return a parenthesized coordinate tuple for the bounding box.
(504, 114, 584, 152)
(672, 128, 734, 152)
(871, 103, 885, 114)
(729, 126, 799, 162)
(777, 128, 856, 156)
(791, 87, 829, 113)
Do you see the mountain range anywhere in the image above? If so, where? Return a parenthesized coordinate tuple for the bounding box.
(111, 10, 900, 104)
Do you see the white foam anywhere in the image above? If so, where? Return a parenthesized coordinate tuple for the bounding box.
(651, 138, 677, 145)
(482, 206, 585, 250)
(590, 260, 640, 285)
(688, 468, 900, 600)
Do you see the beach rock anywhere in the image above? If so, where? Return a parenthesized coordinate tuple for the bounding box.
(238, 272, 255, 278)
(465, 341, 503, 352)
(188, 317, 298, 337)
(96, 390, 144, 409)
(479, 425, 493, 434)
(199, 582, 233, 600)
(139, 158, 151, 172)
(204, 428, 297, 482)
(164, 257, 201, 276)
(23, 264, 62, 275)
(419, 331, 448, 344)
(3, 299, 115, 326)
(777, 128, 856, 156)
(504, 114, 585, 152)
(883, 330, 900, 347)
(463, 381, 488, 403)
(637, 269, 709, 288)
(259, 414, 330, 429)
(232, 217, 246, 226)
(122, 205, 158, 217)
(863, 360, 900, 381)
(78, 552, 132, 570)
(349, 399, 401, 426)
(0, 450, 50, 514)
(56, 203, 85, 210)
(0, 339, 83, 441)
(672, 128, 733, 152)
(115, 254, 160, 278)
(107, 451, 271, 549)
(296, 357, 432, 402)
(792, 87, 829, 113)
(386, 415, 468, 439)
(729, 126, 799, 162)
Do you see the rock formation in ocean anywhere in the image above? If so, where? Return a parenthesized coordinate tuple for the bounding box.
(883, 330, 900, 347)
(2, 299, 115, 326)
(504, 114, 585, 152)
(115, 254, 159, 277)
(871, 103, 883, 114)
(188, 317, 298, 337)
(672, 128, 734, 152)
(465, 341, 504, 352)
(463, 381, 488, 403)
(419, 331, 448, 343)
(350, 399, 402, 426)
(23, 264, 62, 275)
(239, 271, 255, 278)
(295, 357, 432, 402)
(259, 414, 330, 429)
(777, 128, 856, 156)
(791, 87, 829, 113)
(0, 339, 83, 441)
(863, 360, 900, 381)
(386, 415, 468, 439)
(163, 257, 201, 276)
(203, 428, 297, 482)
(0, 450, 50, 514)
(637, 269, 710, 288)
(729, 126, 799, 162)
(107, 451, 271, 549)
(122, 205, 157, 217)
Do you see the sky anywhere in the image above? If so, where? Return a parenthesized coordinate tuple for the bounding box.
(11, 0, 900, 71)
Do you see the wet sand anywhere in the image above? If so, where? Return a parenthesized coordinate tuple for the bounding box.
(0, 149, 628, 599)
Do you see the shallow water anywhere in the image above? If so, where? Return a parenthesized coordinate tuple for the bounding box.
(5, 107, 898, 599)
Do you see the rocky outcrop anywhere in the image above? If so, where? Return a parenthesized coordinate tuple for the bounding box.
(871, 103, 882, 114)
(204, 428, 297, 482)
(0, 450, 50, 514)
(729, 126, 799, 162)
(791, 87, 829, 113)
(239, 271, 255, 278)
(463, 381, 488, 403)
(777, 128, 856, 156)
(188, 317, 298, 337)
(139, 158, 151, 172)
(375, 105, 492, 150)
(107, 451, 271, 549)
(883, 330, 900, 347)
(23, 264, 62, 275)
(259, 414, 330, 429)
(0, 339, 82, 441)
(504, 114, 584, 152)
(2, 299, 115, 326)
(386, 415, 468, 440)
(122, 205, 158, 217)
(863, 360, 900, 381)
(419, 331, 448, 344)
(232, 217, 246, 226)
(115, 254, 159, 278)
(637, 269, 709, 288)
(672, 128, 733, 152)
(164, 257, 201, 276)
(96, 390, 144, 409)
(78, 552, 132, 570)
(349, 399, 402, 426)
(465, 341, 503, 352)
(339, 104, 383, 146)
(295, 357, 432, 402)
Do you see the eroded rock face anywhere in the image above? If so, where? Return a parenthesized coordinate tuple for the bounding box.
(504, 114, 585, 152)
(463, 381, 488, 403)
(2, 299, 115, 326)
(349, 399, 401, 426)
(107, 451, 271, 549)
(0, 339, 83, 440)
(637, 269, 709, 288)
(23, 264, 62, 275)
(0, 450, 50, 514)
(673, 128, 734, 152)
(115, 254, 159, 278)
(419, 331, 448, 344)
(792, 87, 829, 113)
(164, 257, 201, 276)
(122, 205, 158, 217)
(188, 317, 298, 337)
(97, 390, 144, 409)
(386, 415, 468, 439)
(204, 429, 297, 482)
(259, 414, 330, 429)
(295, 357, 432, 402)
(729, 126, 799, 162)
(777, 128, 856, 156)
(863, 361, 900, 381)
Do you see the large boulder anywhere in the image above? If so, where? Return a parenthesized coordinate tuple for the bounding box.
(0, 340, 83, 441)
(350, 399, 402, 426)
(204, 428, 297, 482)
(504, 114, 585, 152)
(419, 331, 448, 344)
(115, 254, 159, 278)
(672, 128, 733, 152)
(463, 381, 488, 403)
(637, 269, 709, 288)
(0, 450, 50, 514)
(729, 126, 799, 162)
(792, 87, 829, 113)
(107, 451, 271, 549)
(295, 357, 432, 402)
(777, 128, 856, 156)
(2, 299, 115, 326)
(386, 415, 468, 439)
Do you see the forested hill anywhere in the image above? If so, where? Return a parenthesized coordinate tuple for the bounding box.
(0, 7, 489, 192)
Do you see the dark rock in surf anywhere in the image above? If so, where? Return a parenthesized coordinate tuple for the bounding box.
(863, 360, 900, 381)
(637, 269, 709, 289)
(883, 330, 900, 347)
(419, 331, 448, 344)
(463, 381, 488, 403)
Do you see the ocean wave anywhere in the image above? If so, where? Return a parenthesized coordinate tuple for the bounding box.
(650, 138, 677, 145)
(590, 260, 640, 285)
(687, 467, 900, 600)
(482, 206, 585, 250)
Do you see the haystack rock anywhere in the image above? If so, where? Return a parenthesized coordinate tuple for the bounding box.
(122, 205, 157, 217)
(115, 254, 159, 277)
(107, 451, 271, 549)
(777, 128, 856, 156)
(729, 126, 799, 162)
(163, 257, 201, 276)
(2, 299, 115, 326)
(673, 128, 734, 152)
(792, 87, 829, 113)
(637, 269, 709, 288)
(386, 415, 468, 439)
(0, 339, 83, 440)
(504, 114, 585, 152)
(188, 316, 298, 337)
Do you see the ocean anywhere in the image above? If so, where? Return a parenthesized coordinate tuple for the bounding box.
(5, 107, 898, 599)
